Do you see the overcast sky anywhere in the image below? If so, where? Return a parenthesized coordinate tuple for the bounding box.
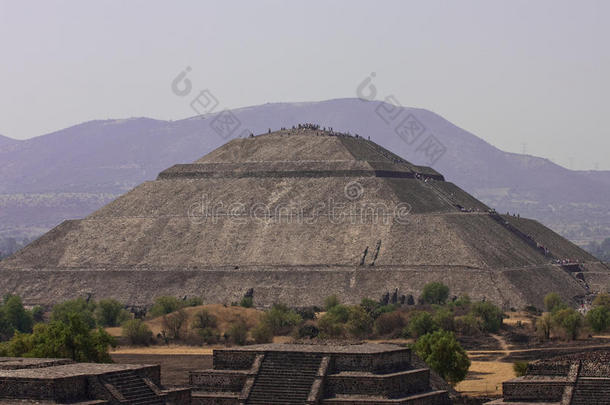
(0, 0, 608, 169)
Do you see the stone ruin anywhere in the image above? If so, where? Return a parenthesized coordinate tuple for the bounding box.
(2, 128, 608, 310)
(189, 343, 451, 404)
(487, 350, 610, 405)
(0, 357, 189, 404)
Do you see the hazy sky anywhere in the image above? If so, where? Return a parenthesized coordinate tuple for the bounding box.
(1, 0, 608, 169)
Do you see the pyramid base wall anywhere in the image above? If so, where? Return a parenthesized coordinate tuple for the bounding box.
(0, 264, 590, 310)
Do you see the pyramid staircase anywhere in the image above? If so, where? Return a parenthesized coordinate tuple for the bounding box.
(246, 352, 324, 404)
(570, 377, 610, 405)
(189, 344, 451, 405)
(100, 370, 166, 404)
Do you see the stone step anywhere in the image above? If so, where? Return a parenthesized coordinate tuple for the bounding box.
(245, 351, 323, 404)
(101, 370, 165, 405)
(322, 390, 451, 405)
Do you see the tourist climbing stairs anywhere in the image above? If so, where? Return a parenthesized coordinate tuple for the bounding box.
(101, 370, 166, 405)
(246, 351, 323, 404)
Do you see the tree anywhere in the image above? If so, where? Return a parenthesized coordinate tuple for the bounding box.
(536, 313, 553, 340)
(360, 298, 381, 317)
(2, 295, 33, 335)
(374, 312, 405, 336)
(420, 282, 450, 305)
(31, 306, 45, 323)
(470, 302, 503, 333)
(552, 308, 583, 340)
(433, 307, 455, 331)
(407, 311, 439, 338)
(162, 309, 188, 340)
(586, 305, 610, 333)
(454, 314, 482, 336)
(543, 292, 565, 313)
(51, 297, 96, 329)
(150, 296, 183, 317)
(122, 319, 153, 346)
(251, 322, 273, 343)
(453, 294, 472, 309)
(191, 309, 217, 330)
(261, 304, 302, 335)
(346, 306, 373, 337)
(9, 314, 116, 362)
(95, 299, 130, 327)
(413, 330, 470, 385)
(227, 321, 248, 345)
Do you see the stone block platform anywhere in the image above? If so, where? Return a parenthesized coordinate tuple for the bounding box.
(189, 343, 451, 405)
(0, 357, 190, 404)
(487, 350, 610, 405)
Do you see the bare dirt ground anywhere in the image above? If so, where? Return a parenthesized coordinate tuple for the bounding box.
(111, 353, 212, 387)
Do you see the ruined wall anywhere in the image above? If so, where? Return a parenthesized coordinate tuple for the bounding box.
(0, 264, 587, 309)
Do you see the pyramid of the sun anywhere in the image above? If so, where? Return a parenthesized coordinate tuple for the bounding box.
(2, 128, 608, 309)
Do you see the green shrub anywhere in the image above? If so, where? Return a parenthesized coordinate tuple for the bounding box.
(9, 314, 116, 362)
(586, 305, 610, 333)
(122, 319, 153, 346)
(150, 296, 183, 317)
(413, 330, 470, 385)
(374, 312, 405, 336)
(326, 305, 350, 323)
(297, 322, 319, 339)
(261, 304, 302, 335)
(296, 307, 316, 320)
(195, 327, 220, 345)
(95, 299, 130, 327)
(324, 295, 340, 311)
(251, 322, 273, 344)
(407, 311, 439, 338)
(31, 306, 45, 323)
(2, 295, 33, 335)
(318, 314, 345, 337)
(240, 297, 253, 308)
(544, 293, 566, 313)
(346, 306, 373, 337)
(420, 282, 450, 305)
(470, 302, 503, 333)
(227, 321, 248, 345)
(360, 298, 381, 317)
(453, 295, 472, 309)
(552, 308, 583, 340)
(433, 307, 455, 331)
(454, 314, 482, 336)
(51, 297, 96, 329)
(513, 361, 529, 377)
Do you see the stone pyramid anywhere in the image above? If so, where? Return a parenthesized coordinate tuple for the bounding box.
(1, 128, 608, 309)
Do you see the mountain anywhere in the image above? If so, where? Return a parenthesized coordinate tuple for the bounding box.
(0, 98, 608, 248)
(0, 134, 19, 147)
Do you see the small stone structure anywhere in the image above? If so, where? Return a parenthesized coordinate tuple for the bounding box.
(0, 357, 190, 404)
(189, 343, 451, 404)
(487, 350, 610, 405)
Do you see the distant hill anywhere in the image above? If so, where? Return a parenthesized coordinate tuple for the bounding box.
(0, 98, 608, 249)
